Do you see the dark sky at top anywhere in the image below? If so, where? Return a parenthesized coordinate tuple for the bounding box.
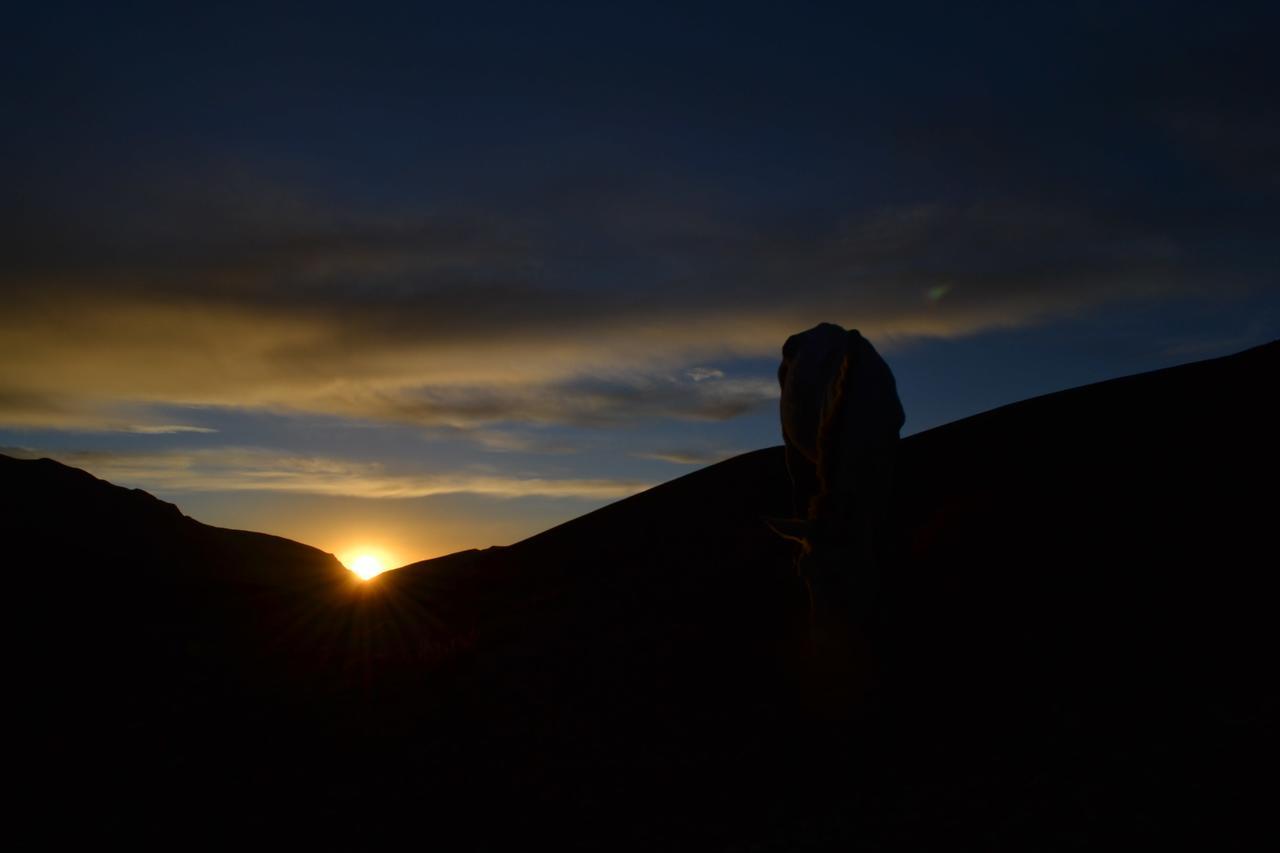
(2, 1, 1277, 563)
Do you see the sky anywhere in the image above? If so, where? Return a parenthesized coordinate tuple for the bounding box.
(3, 1, 1277, 570)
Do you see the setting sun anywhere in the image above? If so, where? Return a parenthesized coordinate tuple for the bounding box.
(344, 552, 388, 580)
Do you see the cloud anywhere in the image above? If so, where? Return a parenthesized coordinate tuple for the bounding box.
(361, 375, 778, 429)
(0, 391, 220, 434)
(0, 173, 1265, 434)
(2, 446, 650, 500)
(124, 425, 219, 435)
(461, 429, 581, 454)
(633, 447, 742, 466)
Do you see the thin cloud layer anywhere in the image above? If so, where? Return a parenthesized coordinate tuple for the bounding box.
(1, 446, 650, 500)
(633, 447, 743, 466)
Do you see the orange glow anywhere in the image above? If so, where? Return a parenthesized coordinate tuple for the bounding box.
(340, 549, 394, 580)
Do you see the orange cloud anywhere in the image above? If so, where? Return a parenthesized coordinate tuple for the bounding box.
(0, 194, 1211, 432)
(2, 446, 652, 500)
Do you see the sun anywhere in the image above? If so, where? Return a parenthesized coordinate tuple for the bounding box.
(345, 553, 388, 580)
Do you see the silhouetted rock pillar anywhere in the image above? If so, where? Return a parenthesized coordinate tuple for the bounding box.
(773, 323, 905, 705)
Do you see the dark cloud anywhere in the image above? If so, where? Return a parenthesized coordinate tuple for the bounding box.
(355, 374, 778, 429)
(0, 181, 1267, 431)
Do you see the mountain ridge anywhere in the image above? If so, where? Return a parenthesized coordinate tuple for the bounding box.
(7, 339, 1277, 848)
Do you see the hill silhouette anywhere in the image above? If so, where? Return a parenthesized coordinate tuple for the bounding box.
(7, 341, 1277, 848)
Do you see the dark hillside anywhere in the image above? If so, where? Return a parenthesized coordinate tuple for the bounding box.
(7, 340, 1277, 848)
(372, 340, 1277, 847)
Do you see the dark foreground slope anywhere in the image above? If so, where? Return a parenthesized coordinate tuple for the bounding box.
(380, 340, 1279, 848)
(4, 457, 365, 831)
(7, 341, 1278, 848)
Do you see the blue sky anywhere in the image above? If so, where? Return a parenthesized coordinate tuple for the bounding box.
(2, 1, 1276, 566)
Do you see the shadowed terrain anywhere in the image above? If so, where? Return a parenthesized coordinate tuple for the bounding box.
(8, 341, 1277, 848)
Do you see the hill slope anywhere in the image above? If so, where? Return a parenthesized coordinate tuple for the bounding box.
(7, 340, 1277, 847)
(370, 340, 1278, 847)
